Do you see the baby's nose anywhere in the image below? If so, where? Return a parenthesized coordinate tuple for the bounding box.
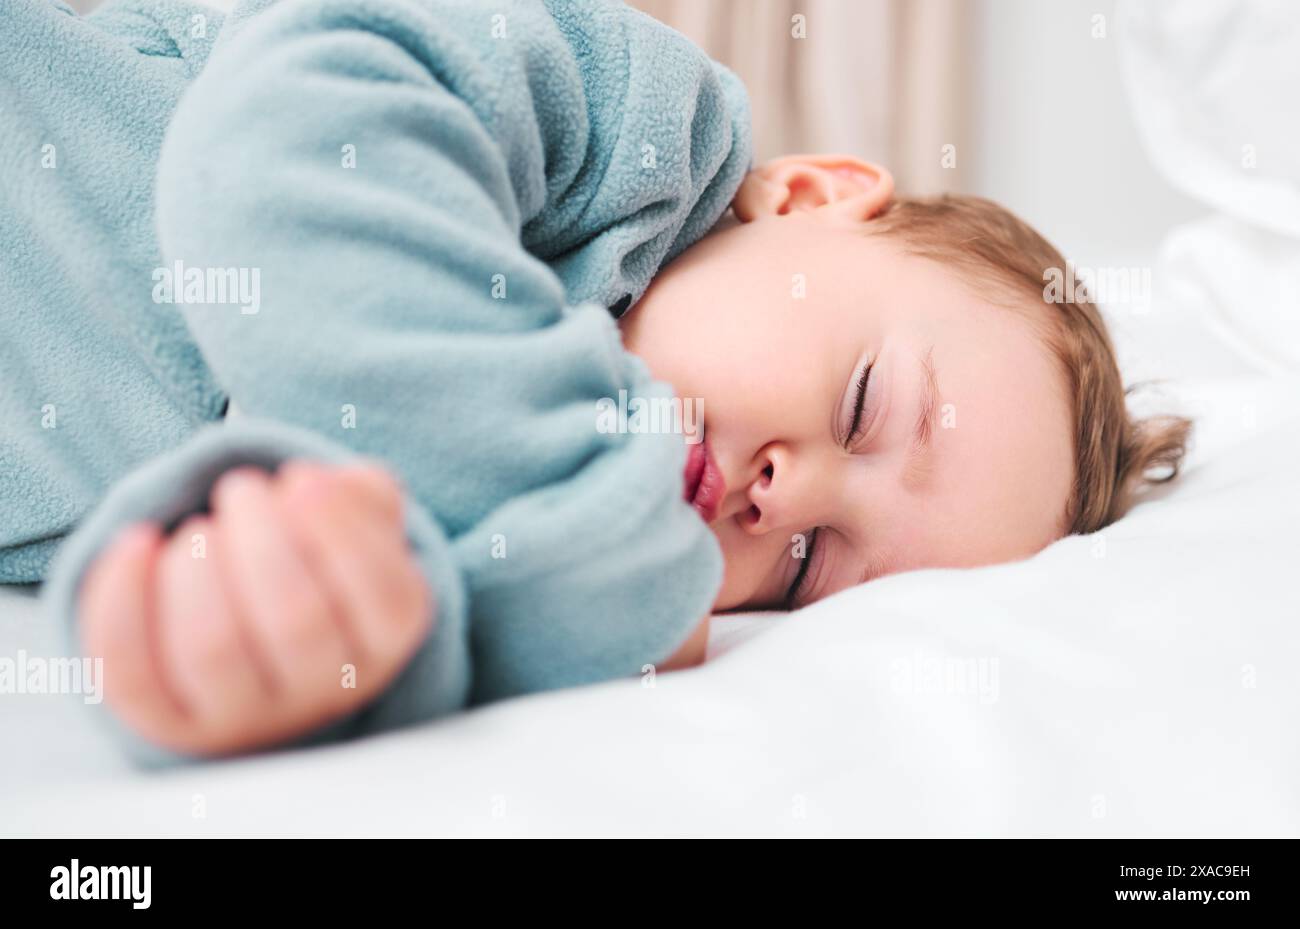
(742, 455, 795, 536)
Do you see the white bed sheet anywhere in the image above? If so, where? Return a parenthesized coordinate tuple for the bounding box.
(3, 348, 1297, 835)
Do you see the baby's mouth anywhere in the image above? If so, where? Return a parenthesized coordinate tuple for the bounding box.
(683, 433, 726, 524)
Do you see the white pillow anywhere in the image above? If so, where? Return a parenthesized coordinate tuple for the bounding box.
(1158, 216, 1300, 373)
(1118, 0, 1300, 373)
(1118, 0, 1300, 237)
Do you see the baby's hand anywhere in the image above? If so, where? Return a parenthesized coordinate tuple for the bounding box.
(78, 461, 433, 757)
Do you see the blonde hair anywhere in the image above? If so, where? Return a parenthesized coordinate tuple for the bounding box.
(865, 194, 1191, 534)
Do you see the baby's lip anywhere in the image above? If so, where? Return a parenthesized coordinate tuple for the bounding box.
(683, 434, 725, 523)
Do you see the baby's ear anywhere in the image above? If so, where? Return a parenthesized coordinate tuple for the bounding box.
(732, 154, 894, 224)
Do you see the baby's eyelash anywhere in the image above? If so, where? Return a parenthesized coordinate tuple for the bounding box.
(845, 362, 873, 448)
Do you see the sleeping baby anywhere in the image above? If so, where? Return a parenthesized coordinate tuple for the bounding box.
(3, 0, 1188, 760)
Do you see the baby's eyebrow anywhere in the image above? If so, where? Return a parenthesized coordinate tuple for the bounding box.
(903, 345, 939, 489)
(861, 347, 939, 586)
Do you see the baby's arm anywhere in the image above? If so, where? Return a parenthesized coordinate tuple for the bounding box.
(150, 0, 746, 705)
(46, 0, 749, 762)
(79, 462, 429, 757)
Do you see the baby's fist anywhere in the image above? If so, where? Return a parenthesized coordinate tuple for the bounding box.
(78, 460, 433, 757)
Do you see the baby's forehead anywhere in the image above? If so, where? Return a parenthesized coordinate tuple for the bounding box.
(927, 317, 1073, 533)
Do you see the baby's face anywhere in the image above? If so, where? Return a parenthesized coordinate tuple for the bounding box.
(619, 164, 1074, 612)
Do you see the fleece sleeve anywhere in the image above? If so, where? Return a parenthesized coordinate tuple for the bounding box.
(41, 417, 472, 767)
(42, 0, 752, 761)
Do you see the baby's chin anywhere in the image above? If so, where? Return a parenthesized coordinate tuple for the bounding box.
(711, 588, 775, 614)
(708, 547, 769, 614)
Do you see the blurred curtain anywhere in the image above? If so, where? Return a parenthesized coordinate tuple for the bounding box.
(629, 0, 969, 194)
(69, 0, 966, 190)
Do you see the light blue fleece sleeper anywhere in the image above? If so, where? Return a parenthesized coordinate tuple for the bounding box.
(1, 0, 753, 762)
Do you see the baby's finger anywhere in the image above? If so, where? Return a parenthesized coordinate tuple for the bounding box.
(78, 524, 190, 739)
(280, 459, 404, 527)
(155, 515, 270, 741)
(278, 464, 432, 684)
(210, 468, 351, 711)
